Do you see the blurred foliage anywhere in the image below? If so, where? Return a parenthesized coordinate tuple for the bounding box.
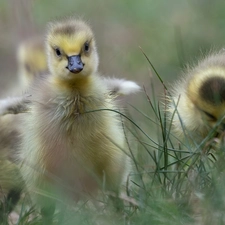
(1, 0, 225, 88)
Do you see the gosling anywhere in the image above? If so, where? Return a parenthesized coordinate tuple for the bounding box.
(0, 38, 48, 219)
(19, 18, 138, 221)
(168, 51, 225, 144)
(17, 37, 48, 89)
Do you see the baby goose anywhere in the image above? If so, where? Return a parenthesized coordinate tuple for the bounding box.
(0, 38, 48, 219)
(0, 37, 48, 159)
(17, 37, 48, 89)
(168, 51, 225, 144)
(0, 38, 47, 160)
(19, 18, 136, 221)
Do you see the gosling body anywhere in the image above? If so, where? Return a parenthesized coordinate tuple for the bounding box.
(0, 38, 48, 218)
(19, 19, 133, 215)
(17, 37, 48, 89)
(168, 51, 225, 143)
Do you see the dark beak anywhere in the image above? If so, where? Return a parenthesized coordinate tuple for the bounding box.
(67, 55, 83, 73)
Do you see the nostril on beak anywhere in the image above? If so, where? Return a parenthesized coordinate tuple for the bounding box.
(77, 58, 82, 65)
(68, 58, 73, 66)
(67, 55, 84, 74)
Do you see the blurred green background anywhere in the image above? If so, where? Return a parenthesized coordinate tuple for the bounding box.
(1, 0, 225, 131)
(1, 0, 225, 92)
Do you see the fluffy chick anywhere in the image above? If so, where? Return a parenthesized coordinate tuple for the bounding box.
(19, 18, 136, 220)
(0, 38, 48, 219)
(168, 51, 225, 144)
(0, 37, 48, 161)
(17, 37, 48, 89)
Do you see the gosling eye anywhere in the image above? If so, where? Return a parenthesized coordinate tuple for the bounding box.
(55, 48, 62, 57)
(203, 110, 217, 122)
(84, 42, 90, 53)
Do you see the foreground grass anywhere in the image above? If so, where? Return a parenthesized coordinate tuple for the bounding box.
(4, 96, 223, 225)
(1, 58, 225, 225)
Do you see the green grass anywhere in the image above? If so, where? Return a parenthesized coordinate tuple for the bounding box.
(1, 52, 225, 225)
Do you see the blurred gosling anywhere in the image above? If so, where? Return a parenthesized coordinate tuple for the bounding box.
(0, 38, 48, 219)
(168, 51, 225, 144)
(17, 37, 48, 89)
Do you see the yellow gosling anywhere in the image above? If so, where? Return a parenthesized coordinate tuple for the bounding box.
(19, 18, 138, 222)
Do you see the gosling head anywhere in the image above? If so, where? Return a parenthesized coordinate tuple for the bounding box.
(46, 19, 99, 80)
(188, 68, 225, 129)
(17, 38, 48, 86)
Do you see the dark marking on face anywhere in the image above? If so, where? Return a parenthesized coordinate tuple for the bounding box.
(199, 76, 225, 105)
(53, 24, 78, 36)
